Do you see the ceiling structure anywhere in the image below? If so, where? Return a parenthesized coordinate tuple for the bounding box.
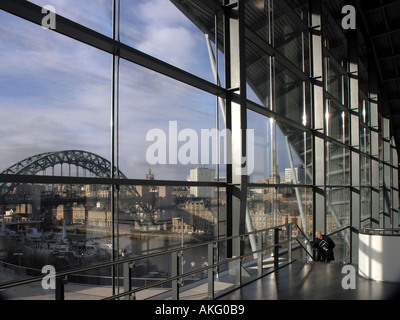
(353, 0, 400, 153)
(172, 0, 400, 164)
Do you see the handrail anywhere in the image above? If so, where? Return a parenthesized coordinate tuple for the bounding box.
(104, 241, 280, 300)
(294, 238, 314, 261)
(289, 223, 314, 261)
(292, 222, 312, 243)
(327, 225, 350, 237)
(0, 222, 291, 289)
(362, 228, 400, 235)
(0, 222, 312, 300)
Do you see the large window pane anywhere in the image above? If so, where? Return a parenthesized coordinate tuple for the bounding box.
(326, 142, 350, 186)
(119, 59, 219, 181)
(0, 183, 112, 275)
(326, 101, 349, 144)
(329, 229, 350, 263)
(0, 11, 111, 174)
(326, 58, 344, 103)
(275, 62, 308, 125)
(248, 186, 312, 232)
(360, 126, 371, 154)
(326, 187, 350, 232)
(28, 0, 112, 36)
(274, 1, 307, 71)
(115, 185, 225, 299)
(360, 155, 371, 186)
(120, 0, 216, 82)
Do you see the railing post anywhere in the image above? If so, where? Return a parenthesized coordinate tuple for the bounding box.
(123, 262, 135, 300)
(55, 276, 67, 300)
(235, 237, 244, 287)
(258, 232, 263, 277)
(172, 251, 180, 300)
(288, 224, 292, 262)
(207, 243, 215, 299)
(274, 228, 280, 269)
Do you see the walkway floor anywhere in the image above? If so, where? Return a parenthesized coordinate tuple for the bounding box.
(2, 260, 400, 300)
(217, 261, 400, 300)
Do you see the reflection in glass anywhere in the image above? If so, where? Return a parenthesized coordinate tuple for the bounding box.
(326, 187, 350, 232)
(275, 61, 307, 124)
(326, 101, 349, 144)
(326, 58, 344, 103)
(326, 142, 350, 185)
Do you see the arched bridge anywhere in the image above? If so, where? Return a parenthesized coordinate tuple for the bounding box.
(0, 150, 154, 225)
(0, 150, 124, 178)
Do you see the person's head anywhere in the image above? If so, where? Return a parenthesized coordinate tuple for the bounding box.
(315, 231, 323, 239)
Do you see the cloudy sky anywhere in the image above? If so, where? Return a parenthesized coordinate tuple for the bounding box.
(0, 0, 300, 182)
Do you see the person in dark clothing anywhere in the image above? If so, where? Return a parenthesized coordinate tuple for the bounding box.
(311, 231, 335, 262)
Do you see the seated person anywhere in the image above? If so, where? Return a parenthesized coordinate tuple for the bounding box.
(311, 231, 335, 262)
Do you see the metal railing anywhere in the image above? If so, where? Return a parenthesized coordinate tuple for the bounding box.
(0, 222, 313, 300)
(362, 228, 400, 235)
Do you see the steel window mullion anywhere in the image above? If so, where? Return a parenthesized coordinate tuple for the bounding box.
(0, 173, 226, 188)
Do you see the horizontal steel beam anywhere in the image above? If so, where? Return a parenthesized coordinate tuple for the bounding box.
(245, 27, 309, 82)
(0, 173, 226, 187)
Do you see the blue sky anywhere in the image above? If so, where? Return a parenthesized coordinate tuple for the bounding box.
(0, 0, 302, 182)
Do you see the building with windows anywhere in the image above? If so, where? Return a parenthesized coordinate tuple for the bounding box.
(0, 0, 400, 301)
(284, 165, 306, 184)
(189, 167, 215, 198)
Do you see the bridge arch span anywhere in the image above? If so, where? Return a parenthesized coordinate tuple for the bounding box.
(1, 150, 126, 179)
(0, 150, 153, 225)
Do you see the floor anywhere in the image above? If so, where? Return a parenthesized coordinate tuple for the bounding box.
(217, 261, 400, 300)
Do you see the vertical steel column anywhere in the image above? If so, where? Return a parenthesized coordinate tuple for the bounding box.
(383, 118, 392, 228)
(273, 228, 280, 269)
(207, 243, 215, 299)
(55, 276, 66, 300)
(257, 232, 264, 277)
(123, 262, 134, 300)
(391, 145, 399, 228)
(348, 29, 360, 263)
(310, 0, 326, 234)
(224, 0, 233, 260)
(171, 251, 180, 300)
(224, 0, 248, 287)
(111, 0, 120, 295)
(369, 45, 380, 229)
(287, 224, 292, 262)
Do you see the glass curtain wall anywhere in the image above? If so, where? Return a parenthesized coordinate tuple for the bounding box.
(0, 0, 399, 298)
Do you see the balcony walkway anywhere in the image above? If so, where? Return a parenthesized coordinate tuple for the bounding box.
(2, 260, 400, 300)
(216, 261, 400, 300)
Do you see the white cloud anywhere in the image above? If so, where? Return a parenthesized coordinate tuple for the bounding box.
(120, 0, 212, 80)
(137, 0, 189, 27)
(0, 2, 216, 180)
(136, 26, 197, 68)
